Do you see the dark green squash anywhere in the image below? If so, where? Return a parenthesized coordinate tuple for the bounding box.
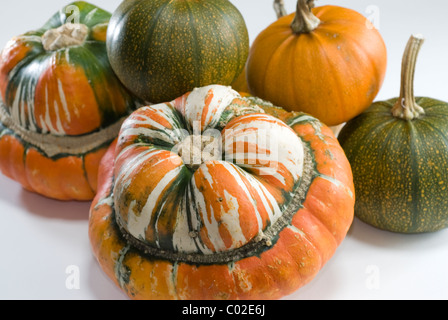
(339, 34, 448, 233)
(106, 0, 249, 104)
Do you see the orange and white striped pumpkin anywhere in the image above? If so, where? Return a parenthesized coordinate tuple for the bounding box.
(89, 85, 355, 300)
(0, 2, 138, 200)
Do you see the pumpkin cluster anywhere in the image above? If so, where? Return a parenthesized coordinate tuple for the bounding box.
(0, 0, 446, 301)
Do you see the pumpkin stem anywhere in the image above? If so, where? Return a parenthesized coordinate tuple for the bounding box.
(290, 0, 320, 34)
(176, 135, 221, 171)
(391, 34, 426, 120)
(42, 23, 89, 51)
(274, 0, 287, 19)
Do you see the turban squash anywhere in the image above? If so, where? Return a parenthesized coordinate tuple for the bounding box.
(89, 85, 355, 300)
(0, 1, 137, 200)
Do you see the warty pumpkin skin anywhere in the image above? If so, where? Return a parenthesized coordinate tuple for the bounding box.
(246, 0, 387, 126)
(106, 0, 249, 104)
(338, 35, 448, 233)
(0, 1, 138, 200)
(89, 84, 355, 300)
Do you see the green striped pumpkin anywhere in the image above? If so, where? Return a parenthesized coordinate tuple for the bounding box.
(338, 35, 448, 233)
(106, 0, 249, 104)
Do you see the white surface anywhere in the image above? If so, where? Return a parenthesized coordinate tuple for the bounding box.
(1, 0, 448, 300)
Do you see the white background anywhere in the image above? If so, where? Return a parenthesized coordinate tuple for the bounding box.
(1, 0, 448, 300)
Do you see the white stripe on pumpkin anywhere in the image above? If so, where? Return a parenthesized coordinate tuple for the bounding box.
(53, 99, 65, 134)
(192, 161, 277, 252)
(191, 163, 226, 251)
(114, 148, 165, 197)
(126, 164, 183, 240)
(172, 192, 200, 253)
(57, 79, 71, 123)
(241, 169, 282, 223)
(26, 76, 37, 131)
(84, 8, 99, 24)
(186, 184, 214, 255)
(11, 77, 23, 127)
(184, 85, 239, 132)
(223, 115, 304, 187)
(121, 104, 187, 145)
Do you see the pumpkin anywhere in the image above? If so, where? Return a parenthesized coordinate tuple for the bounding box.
(230, 68, 249, 94)
(231, 0, 287, 94)
(89, 84, 355, 300)
(246, 0, 388, 126)
(338, 34, 448, 233)
(0, 1, 138, 200)
(106, 0, 249, 104)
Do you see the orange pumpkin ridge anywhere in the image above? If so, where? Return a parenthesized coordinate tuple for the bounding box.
(34, 56, 101, 136)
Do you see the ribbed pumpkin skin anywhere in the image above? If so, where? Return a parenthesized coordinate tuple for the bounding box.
(338, 97, 448, 233)
(89, 85, 355, 300)
(0, 1, 135, 136)
(246, 5, 387, 126)
(0, 124, 109, 200)
(0, 1, 138, 200)
(106, 0, 249, 104)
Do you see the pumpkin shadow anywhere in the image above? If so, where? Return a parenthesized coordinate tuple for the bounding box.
(347, 217, 448, 250)
(87, 256, 128, 300)
(0, 175, 23, 204)
(19, 188, 91, 221)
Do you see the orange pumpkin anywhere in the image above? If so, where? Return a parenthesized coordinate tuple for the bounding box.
(246, 0, 387, 126)
(231, 0, 287, 95)
(0, 2, 138, 200)
(231, 68, 249, 94)
(89, 85, 355, 300)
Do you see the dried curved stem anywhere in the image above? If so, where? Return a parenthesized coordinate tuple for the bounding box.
(274, 0, 287, 19)
(290, 0, 320, 34)
(391, 34, 426, 120)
